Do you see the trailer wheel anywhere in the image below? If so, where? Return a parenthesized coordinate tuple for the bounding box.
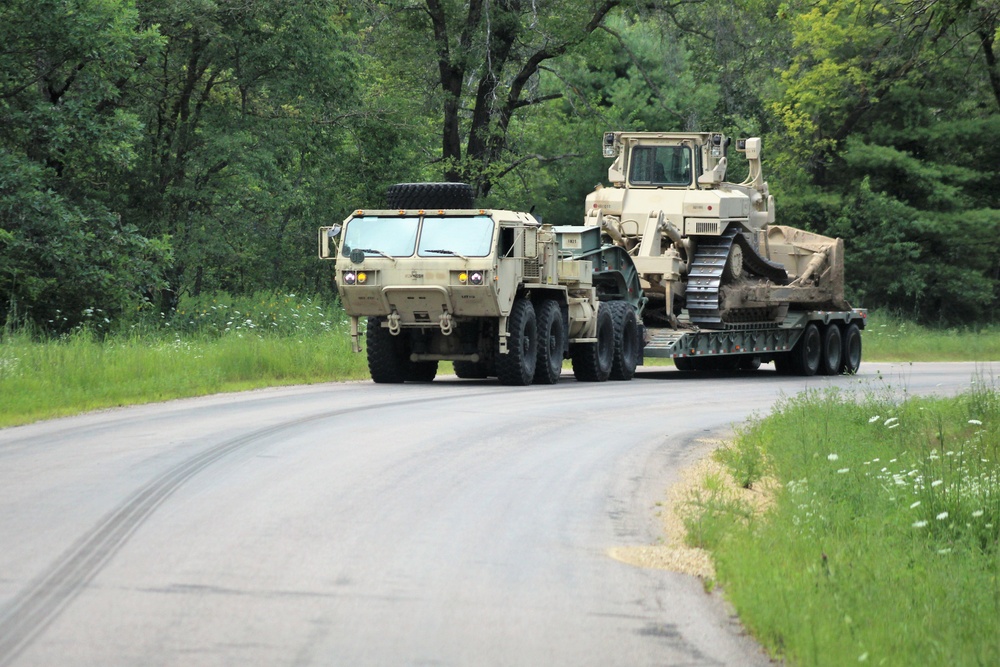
(454, 360, 491, 379)
(385, 182, 475, 209)
(533, 300, 564, 385)
(606, 300, 639, 381)
(571, 304, 613, 382)
(366, 316, 408, 383)
(496, 299, 537, 386)
(739, 355, 762, 371)
(405, 361, 438, 382)
(790, 322, 822, 376)
(820, 324, 843, 376)
(840, 323, 862, 375)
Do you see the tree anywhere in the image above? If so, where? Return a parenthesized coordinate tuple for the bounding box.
(0, 0, 169, 330)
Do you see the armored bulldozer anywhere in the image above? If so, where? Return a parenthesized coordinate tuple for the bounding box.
(585, 132, 865, 375)
(319, 184, 646, 386)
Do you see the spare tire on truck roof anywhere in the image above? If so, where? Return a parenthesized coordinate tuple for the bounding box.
(386, 182, 476, 210)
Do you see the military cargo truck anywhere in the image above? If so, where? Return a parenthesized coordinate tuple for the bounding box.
(319, 190, 646, 386)
(584, 131, 865, 375)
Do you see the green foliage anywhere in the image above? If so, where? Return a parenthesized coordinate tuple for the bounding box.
(0, 290, 366, 427)
(695, 385, 1000, 666)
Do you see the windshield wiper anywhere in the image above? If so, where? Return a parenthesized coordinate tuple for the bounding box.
(356, 248, 397, 263)
(425, 248, 470, 261)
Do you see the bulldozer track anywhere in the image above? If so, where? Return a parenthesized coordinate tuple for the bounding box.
(687, 226, 788, 327)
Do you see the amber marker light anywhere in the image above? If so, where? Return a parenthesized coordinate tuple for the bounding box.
(357, 272, 368, 285)
(458, 272, 469, 284)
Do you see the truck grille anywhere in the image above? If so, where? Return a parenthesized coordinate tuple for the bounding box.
(523, 258, 540, 279)
(695, 221, 720, 234)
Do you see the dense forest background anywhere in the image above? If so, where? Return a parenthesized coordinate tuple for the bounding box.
(2, 0, 999, 331)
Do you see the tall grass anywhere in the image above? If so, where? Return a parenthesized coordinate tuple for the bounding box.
(863, 311, 1000, 361)
(688, 379, 1000, 666)
(0, 292, 369, 428)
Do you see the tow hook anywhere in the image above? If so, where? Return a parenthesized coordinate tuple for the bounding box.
(439, 311, 453, 336)
(387, 311, 401, 335)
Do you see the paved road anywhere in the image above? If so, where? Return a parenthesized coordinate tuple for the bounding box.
(0, 362, 991, 666)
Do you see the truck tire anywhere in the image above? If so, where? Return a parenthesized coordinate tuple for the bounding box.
(606, 300, 639, 381)
(820, 324, 843, 376)
(366, 316, 408, 383)
(739, 355, 762, 371)
(386, 182, 475, 210)
(405, 360, 438, 382)
(840, 323, 862, 375)
(496, 299, 537, 386)
(571, 304, 613, 382)
(454, 360, 491, 379)
(790, 322, 822, 376)
(533, 300, 564, 385)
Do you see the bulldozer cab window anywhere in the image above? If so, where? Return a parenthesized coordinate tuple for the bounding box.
(629, 146, 691, 187)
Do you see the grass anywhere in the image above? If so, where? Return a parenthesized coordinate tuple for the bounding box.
(862, 311, 1000, 361)
(685, 378, 1000, 666)
(0, 292, 369, 428)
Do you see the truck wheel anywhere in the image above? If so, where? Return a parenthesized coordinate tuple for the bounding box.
(496, 299, 537, 386)
(454, 360, 490, 379)
(366, 316, 408, 383)
(606, 300, 639, 381)
(790, 322, 822, 376)
(405, 361, 438, 382)
(820, 324, 843, 376)
(533, 300, 564, 385)
(571, 304, 613, 382)
(385, 182, 475, 209)
(840, 323, 862, 375)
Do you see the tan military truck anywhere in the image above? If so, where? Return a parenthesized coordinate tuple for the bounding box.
(585, 132, 866, 375)
(319, 184, 646, 385)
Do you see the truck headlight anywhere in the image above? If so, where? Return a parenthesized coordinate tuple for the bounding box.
(469, 271, 484, 285)
(343, 272, 356, 285)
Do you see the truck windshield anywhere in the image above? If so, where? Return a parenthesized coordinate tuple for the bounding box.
(418, 216, 495, 257)
(629, 145, 691, 186)
(342, 216, 419, 257)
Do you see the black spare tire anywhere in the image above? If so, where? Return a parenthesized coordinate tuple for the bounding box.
(386, 182, 476, 210)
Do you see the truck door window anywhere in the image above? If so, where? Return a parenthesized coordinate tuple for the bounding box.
(629, 146, 691, 186)
(418, 216, 495, 257)
(342, 216, 419, 257)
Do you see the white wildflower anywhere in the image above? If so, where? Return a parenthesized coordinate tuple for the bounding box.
(868, 415, 881, 423)
(838, 468, 850, 474)
(972, 510, 985, 518)
(910, 501, 921, 509)
(828, 453, 839, 461)
(969, 419, 983, 425)
(912, 520, 928, 528)
(931, 480, 943, 487)
(884, 417, 898, 426)
(888, 423, 900, 429)
(936, 512, 949, 520)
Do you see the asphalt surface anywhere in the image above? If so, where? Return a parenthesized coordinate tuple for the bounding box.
(0, 361, 991, 666)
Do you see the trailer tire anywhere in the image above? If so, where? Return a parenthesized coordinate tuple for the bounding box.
(496, 299, 537, 386)
(820, 324, 842, 376)
(840, 323, 862, 375)
(533, 300, 564, 385)
(790, 322, 822, 376)
(366, 316, 408, 383)
(454, 360, 491, 379)
(739, 355, 762, 371)
(606, 300, 639, 381)
(386, 182, 475, 210)
(571, 304, 613, 382)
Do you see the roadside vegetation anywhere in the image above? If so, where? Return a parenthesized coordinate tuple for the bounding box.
(685, 378, 1000, 666)
(0, 292, 368, 428)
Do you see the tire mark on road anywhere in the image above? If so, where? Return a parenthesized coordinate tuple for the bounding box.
(0, 389, 506, 665)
